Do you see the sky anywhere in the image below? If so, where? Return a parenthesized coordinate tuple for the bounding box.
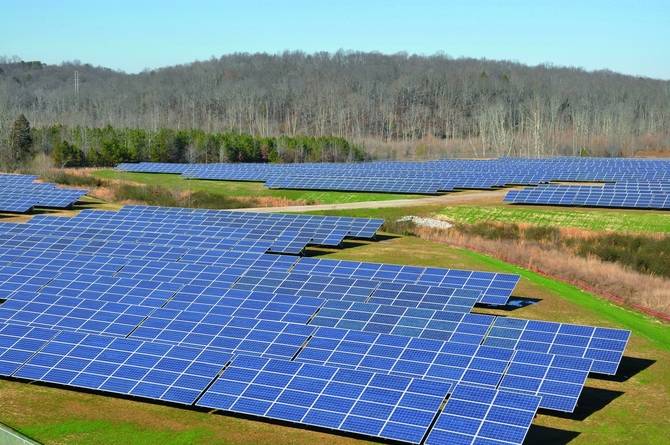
(2, 0, 668, 79)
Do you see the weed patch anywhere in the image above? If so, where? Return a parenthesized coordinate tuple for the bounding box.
(438, 205, 670, 233)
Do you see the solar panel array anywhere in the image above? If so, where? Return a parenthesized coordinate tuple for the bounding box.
(505, 181, 670, 209)
(0, 204, 632, 444)
(116, 158, 670, 209)
(0, 205, 384, 256)
(0, 174, 88, 213)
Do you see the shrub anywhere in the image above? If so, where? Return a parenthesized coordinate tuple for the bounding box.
(524, 225, 561, 243)
(381, 219, 418, 236)
(47, 171, 107, 187)
(577, 233, 670, 277)
(455, 221, 520, 241)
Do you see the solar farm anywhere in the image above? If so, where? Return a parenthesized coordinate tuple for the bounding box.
(0, 160, 667, 445)
(116, 158, 670, 209)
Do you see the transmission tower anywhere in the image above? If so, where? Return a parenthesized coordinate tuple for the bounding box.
(74, 71, 79, 105)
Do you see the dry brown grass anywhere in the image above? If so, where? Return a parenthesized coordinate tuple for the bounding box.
(415, 226, 670, 316)
(62, 167, 108, 175)
(233, 196, 309, 207)
(87, 180, 309, 208)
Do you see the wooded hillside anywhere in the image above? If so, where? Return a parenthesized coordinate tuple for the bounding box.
(1, 51, 669, 161)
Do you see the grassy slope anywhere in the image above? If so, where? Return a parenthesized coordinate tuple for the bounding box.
(92, 170, 423, 205)
(437, 205, 670, 233)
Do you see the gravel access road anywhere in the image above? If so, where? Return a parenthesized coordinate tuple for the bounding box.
(235, 189, 509, 213)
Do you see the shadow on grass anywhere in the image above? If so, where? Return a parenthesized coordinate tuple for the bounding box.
(590, 355, 655, 383)
(475, 296, 542, 312)
(304, 239, 386, 257)
(523, 424, 580, 445)
(370, 233, 401, 242)
(305, 235, 402, 257)
(75, 199, 103, 207)
(209, 410, 411, 445)
(539, 386, 624, 421)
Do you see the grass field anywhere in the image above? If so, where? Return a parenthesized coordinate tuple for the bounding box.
(436, 205, 670, 233)
(92, 170, 422, 205)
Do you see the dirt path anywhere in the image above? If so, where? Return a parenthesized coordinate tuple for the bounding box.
(236, 189, 509, 213)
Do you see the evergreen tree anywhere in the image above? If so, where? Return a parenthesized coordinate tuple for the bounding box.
(52, 140, 85, 168)
(8, 113, 33, 167)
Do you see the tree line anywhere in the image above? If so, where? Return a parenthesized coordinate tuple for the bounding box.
(1, 51, 669, 161)
(1, 115, 366, 170)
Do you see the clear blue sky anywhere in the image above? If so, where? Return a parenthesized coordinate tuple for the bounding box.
(2, 0, 668, 79)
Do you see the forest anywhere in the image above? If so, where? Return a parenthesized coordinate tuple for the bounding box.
(5, 121, 365, 169)
(1, 51, 669, 167)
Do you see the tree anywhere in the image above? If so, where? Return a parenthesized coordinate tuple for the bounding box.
(8, 113, 33, 167)
(52, 140, 85, 168)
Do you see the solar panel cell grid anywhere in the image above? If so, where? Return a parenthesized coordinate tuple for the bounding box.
(424, 383, 541, 445)
(196, 355, 452, 444)
(13, 331, 233, 404)
(482, 317, 630, 375)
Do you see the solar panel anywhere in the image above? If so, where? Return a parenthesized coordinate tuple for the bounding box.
(425, 384, 541, 445)
(196, 355, 452, 444)
(112, 158, 670, 205)
(482, 317, 631, 375)
(0, 190, 638, 442)
(0, 293, 158, 336)
(231, 271, 381, 302)
(295, 327, 512, 387)
(13, 331, 234, 405)
(309, 300, 486, 339)
(498, 350, 592, 412)
(0, 323, 59, 376)
(291, 257, 519, 305)
(129, 312, 317, 360)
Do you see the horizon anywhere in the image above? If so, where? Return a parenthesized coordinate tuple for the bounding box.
(3, 50, 667, 82)
(2, 0, 668, 80)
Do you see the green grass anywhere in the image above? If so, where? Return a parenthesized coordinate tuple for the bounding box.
(19, 421, 216, 445)
(437, 205, 670, 233)
(460, 249, 670, 352)
(92, 170, 422, 205)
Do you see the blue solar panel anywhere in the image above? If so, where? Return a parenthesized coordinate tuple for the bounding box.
(291, 257, 518, 305)
(310, 300, 488, 340)
(497, 351, 592, 412)
(0, 174, 87, 211)
(12, 331, 233, 405)
(0, 323, 59, 376)
(482, 317, 630, 375)
(196, 355, 452, 444)
(115, 158, 670, 208)
(425, 383, 541, 445)
(0, 190, 639, 443)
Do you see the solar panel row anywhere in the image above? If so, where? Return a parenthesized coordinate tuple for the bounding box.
(0, 321, 538, 444)
(0, 270, 626, 384)
(0, 209, 517, 305)
(505, 182, 670, 209)
(0, 174, 87, 212)
(115, 158, 670, 210)
(0, 289, 594, 414)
